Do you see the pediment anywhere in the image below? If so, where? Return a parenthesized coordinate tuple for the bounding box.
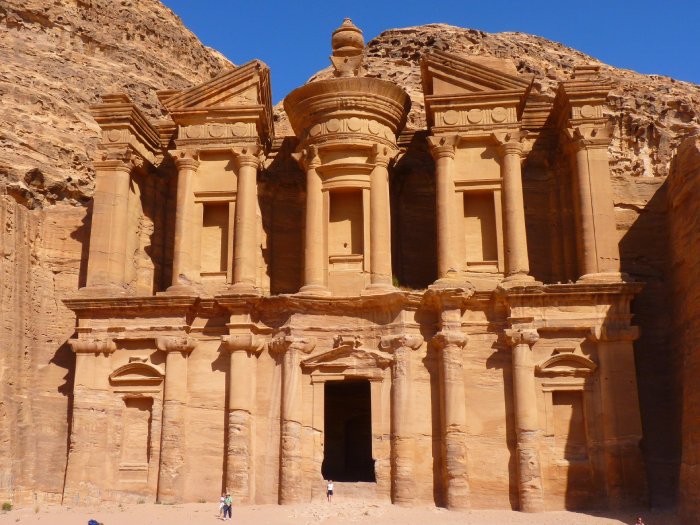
(535, 353, 597, 377)
(160, 60, 271, 111)
(109, 362, 164, 386)
(421, 50, 533, 96)
(301, 344, 393, 373)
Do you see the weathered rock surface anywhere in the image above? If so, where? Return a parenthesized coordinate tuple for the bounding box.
(0, 0, 230, 504)
(0, 0, 231, 208)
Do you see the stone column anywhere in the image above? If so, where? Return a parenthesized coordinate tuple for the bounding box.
(168, 150, 200, 293)
(366, 144, 396, 292)
(505, 328, 544, 512)
(156, 336, 196, 503)
(293, 146, 330, 295)
(271, 335, 316, 504)
(589, 325, 646, 507)
(428, 135, 461, 279)
(569, 130, 621, 281)
(433, 330, 470, 509)
(63, 339, 116, 504)
(231, 147, 262, 293)
(221, 334, 262, 503)
(84, 158, 134, 293)
(381, 333, 424, 505)
(495, 134, 532, 281)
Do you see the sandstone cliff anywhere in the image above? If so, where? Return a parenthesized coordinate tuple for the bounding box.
(1, 4, 698, 508)
(0, 0, 230, 504)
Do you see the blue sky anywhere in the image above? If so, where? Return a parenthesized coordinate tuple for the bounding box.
(161, 0, 699, 104)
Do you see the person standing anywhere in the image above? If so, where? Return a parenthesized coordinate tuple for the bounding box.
(326, 479, 334, 503)
(222, 493, 232, 520)
(218, 492, 226, 519)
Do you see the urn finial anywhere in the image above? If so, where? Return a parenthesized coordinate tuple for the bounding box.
(330, 18, 364, 78)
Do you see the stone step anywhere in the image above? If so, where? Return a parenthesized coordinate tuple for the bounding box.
(326, 482, 382, 501)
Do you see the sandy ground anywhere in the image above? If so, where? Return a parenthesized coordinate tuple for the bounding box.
(0, 501, 679, 525)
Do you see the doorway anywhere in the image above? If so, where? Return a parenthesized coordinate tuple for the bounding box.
(322, 380, 375, 482)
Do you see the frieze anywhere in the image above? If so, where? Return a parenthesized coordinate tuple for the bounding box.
(178, 122, 257, 142)
(434, 106, 517, 128)
(304, 117, 396, 144)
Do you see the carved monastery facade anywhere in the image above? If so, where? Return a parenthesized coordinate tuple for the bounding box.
(63, 20, 647, 511)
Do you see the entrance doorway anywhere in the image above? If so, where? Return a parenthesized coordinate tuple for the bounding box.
(322, 380, 375, 482)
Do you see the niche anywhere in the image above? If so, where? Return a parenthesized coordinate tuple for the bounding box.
(201, 203, 229, 274)
(552, 390, 588, 461)
(119, 396, 153, 482)
(464, 192, 498, 265)
(329, 190, 364, 260)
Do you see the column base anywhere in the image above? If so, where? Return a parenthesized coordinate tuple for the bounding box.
(161, 283, 201, 296)
(577, 271, 626, 284)
(227, 281, 261, 295)
(297, 284, 332, 296)
(498, 274, 543, 291)
(361, 282, 397, 295)
(429, 275, 475, 293)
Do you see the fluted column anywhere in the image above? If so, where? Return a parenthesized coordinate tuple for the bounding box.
(494, 133, 532, 281)
(505, 328, 544, 512)
(428, 135, 461, 279)
(84, 158, 134, 293)
(271, 335, 316, 504)
(569, 128, 621, 281)
(366, 144, 396, 292)
(293, 146, 330, 295)
(168, 150, 200, 293)
(231, 147, 262, 294)
(63, 339, 116, 503)
(381, 333, 424, 505)
(433, 330, 469, 509)
(156, 336, 196, 503)
(221, 334, 262, 503)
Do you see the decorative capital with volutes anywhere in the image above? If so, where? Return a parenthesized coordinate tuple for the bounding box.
(270, 335, 316, 355)
(427, 134, 459, 160)
(156, 335, 197, 355)
(432, 330, 468, 351)
(221, 334, 264, 355)
(330, 18, 364, 78)
(69, 338, 117, 355)
(504, 328, 539, 347)
(380, 334, 424, 352)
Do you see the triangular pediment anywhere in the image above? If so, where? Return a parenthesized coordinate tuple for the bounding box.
(421, 50, 532, 96)
(301, 344, 393, 372)
(159, 60, 271, 110)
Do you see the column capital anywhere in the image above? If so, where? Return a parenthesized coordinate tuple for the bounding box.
(170, 149, 200, 171)
(504, 328, 539, 347)
(432, 330, 467, 350)
(92, 158, 135, 175)
(291, 144, 320, 171)
(68, 338, 117, 354)
(427, 134, 459, 160)
(270, 335, 316, 355)
(95, 148, 148, 172)
(156, 336, 197, 355)
(492, 131, 527, 156)
(221, 334, 264, 355)
(565, 124, 612, 151)
(380, 333, 424, 352)
(370, 143, 398, 168)
(232, 145, 264, 169)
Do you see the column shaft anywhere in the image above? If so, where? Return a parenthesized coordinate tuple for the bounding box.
(429, 136, 460, 279)
(226, 348, 254, 502)
(85, 160, 132, 290)
(232, 154, 260, 292)
(368, 155, 393, 289)
(500, 142, 531, 278)
(170, 154, 199, 290)
(574, 146, 599, 276)
(157, 337, 194, 503)
(301, 162, 329, 294)
(508, 328, 544, 512)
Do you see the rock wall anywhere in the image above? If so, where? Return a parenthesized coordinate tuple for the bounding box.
(668, 136, 700, 521)
(0, 0, 230, 505)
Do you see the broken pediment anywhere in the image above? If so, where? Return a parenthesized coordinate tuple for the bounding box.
(301, 343, 393, 374)
(158, 60, 274, 141)
(421, 50, 533, 97)
(535, 353, 597, 377)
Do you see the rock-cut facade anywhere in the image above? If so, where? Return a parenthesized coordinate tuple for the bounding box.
(62, 19, 647, 511)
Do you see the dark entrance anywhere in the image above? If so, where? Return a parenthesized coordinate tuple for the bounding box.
(321, 380, 375, 482)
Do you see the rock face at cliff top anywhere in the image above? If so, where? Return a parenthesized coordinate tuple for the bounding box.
(0, 0, 231, 208)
